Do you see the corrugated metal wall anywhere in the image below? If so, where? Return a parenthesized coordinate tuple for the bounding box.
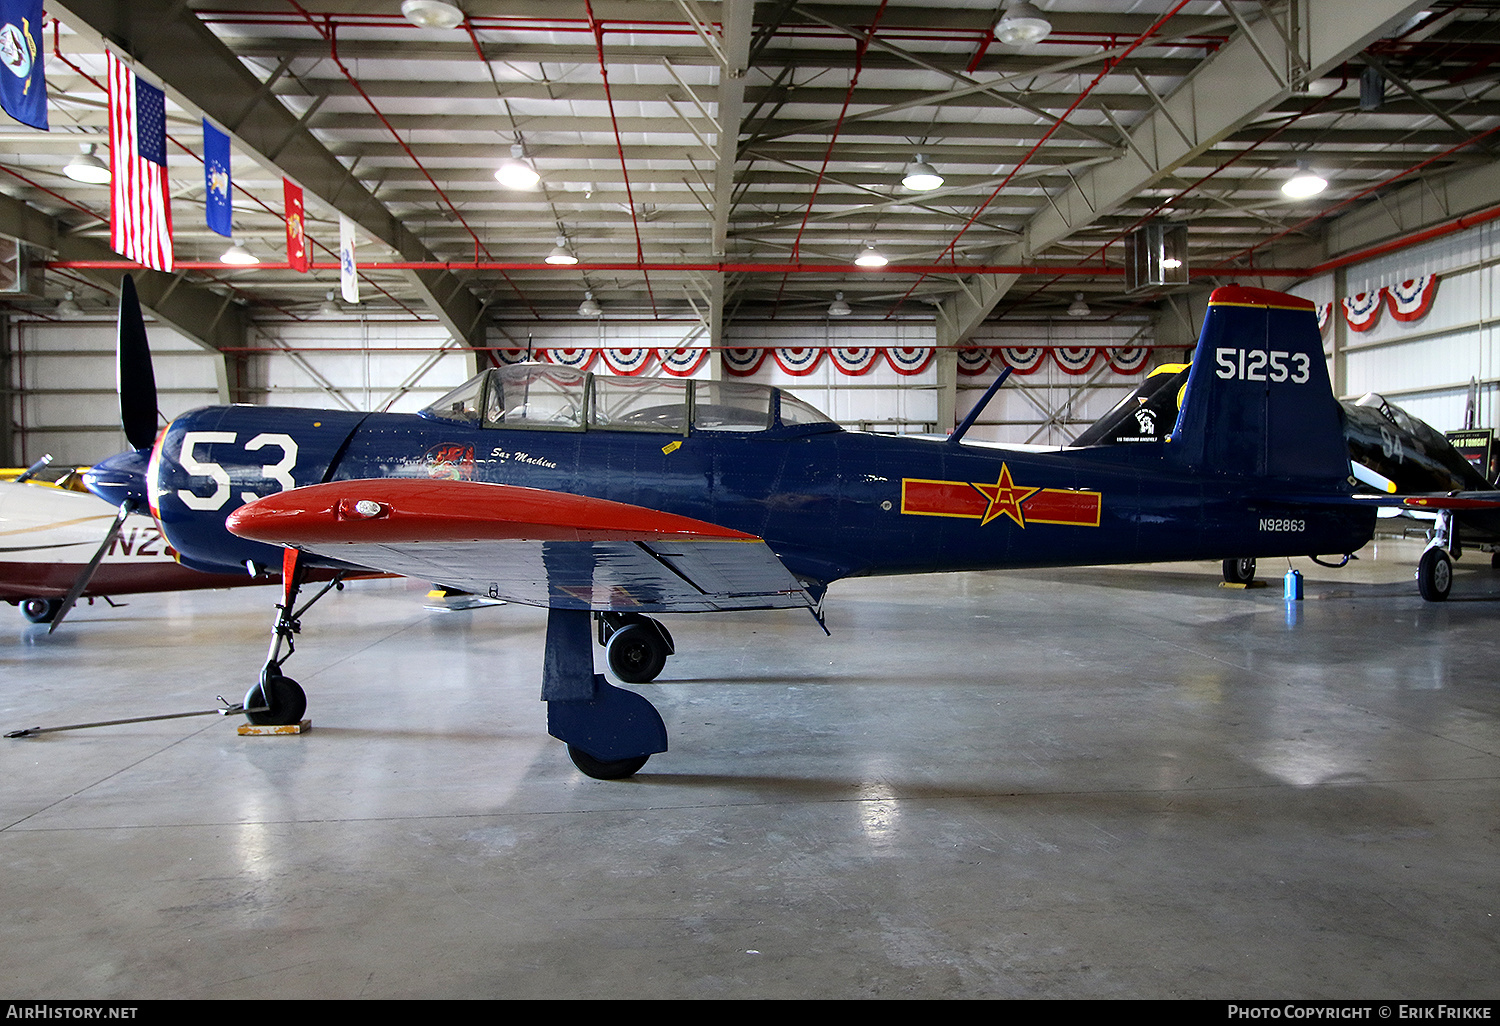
(1290, 219, 1499, 433)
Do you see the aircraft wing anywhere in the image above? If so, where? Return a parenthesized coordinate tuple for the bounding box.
(225, 479, 814, 613)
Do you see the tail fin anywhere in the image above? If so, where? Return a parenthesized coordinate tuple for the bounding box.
(1168, 285, 1349, 484)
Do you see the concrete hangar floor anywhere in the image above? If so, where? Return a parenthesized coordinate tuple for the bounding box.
(1, 534, 1496, 1000)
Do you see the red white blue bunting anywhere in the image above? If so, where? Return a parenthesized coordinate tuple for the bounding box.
(542, 347, 596, 370)
(957, 348, 994, 376)
(830, 347, 882, 375)
(1385, 275, 1440, 322)
(722, 348, 768, 377)
(1342, 291, 1384, 333)
(998, 347, 1047, 374)
(885, 346, 934, 375)
(1105, 347, 1150, 374)
(1317, 303, 1334, 338)
(772, 347, 823, 376)
(599, 348, 655, 375)
(492, 348, 529, 365)
(660, 347, 709, 377)
(1053, 347, 1098, 375)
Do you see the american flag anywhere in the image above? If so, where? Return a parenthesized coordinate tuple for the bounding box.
(108, 51, 173, 272)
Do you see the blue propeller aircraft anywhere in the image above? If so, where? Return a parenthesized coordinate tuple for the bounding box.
(84, 279, 1378, 778)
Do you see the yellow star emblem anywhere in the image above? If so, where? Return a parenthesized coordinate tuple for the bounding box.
(969, 463, 1039, 528)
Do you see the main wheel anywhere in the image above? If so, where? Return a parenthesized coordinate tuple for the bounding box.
(606, 623, 669, 683)
(1417, 547, 1453, 602)
(1222, 557, 1257, 585)
(243, 672, 308, 726)
(567, 744, 649, 780)
(19, 598, 63, 624)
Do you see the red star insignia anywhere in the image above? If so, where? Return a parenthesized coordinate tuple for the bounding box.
(970, 463, 1039, 528)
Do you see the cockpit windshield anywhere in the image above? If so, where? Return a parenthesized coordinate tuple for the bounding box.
(420, 364, 838, 435)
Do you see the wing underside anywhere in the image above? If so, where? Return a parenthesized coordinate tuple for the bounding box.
(226, 478, 813, 613)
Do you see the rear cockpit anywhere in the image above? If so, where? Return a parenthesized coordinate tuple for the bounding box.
(421, 364, 839, 435)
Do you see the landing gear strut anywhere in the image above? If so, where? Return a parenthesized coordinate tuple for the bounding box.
(243, 548, 348, 725)
(1418, 511, 1457, 602)
(547, 608, 667, 779)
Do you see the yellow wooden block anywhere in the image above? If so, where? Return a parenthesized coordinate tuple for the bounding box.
(237, 719, 312, 736)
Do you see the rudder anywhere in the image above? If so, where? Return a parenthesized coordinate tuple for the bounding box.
(1168, 286, 1349, 485)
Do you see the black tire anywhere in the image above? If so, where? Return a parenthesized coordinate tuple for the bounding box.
(1417, 548, 1453, 602)
(567, 744, 649, 780)
(606, 623, 669, 683)
(1222, 557, 1256, 585)
(19, 598, 63, 624)
(243, 672, 307, 726)
(1491, 551, 1500, 571)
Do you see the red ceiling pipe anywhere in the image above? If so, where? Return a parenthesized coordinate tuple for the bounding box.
(48, 20, 420, 319)
(284, 1, 542, 319)
(1212, 119, 1500, 270)
(772, 0, 891, 313)
(48, 260, 1130, 274)
(885, 0, 1195, 318)
(585, 0, 657, 317)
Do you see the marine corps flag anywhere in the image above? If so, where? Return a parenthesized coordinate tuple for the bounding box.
(0, 0, 48, 130)
(284, 179, 309, 272)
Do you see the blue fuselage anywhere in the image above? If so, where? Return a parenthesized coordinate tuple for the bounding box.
(143, 403, 1375, 591)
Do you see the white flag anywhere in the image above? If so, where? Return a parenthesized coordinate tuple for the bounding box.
(339, 215, 359, 304)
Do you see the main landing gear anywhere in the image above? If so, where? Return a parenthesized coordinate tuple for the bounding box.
(1222, 557, 1257, 585)
(1417, 510, 1458, 602)
(547, 607, 667, 779)
(596, 611, 674, 684)
(241, 551, 668, 778)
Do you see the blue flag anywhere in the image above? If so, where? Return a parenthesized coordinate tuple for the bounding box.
(0, 0, 48, 131)
(203, 119, 232, 238)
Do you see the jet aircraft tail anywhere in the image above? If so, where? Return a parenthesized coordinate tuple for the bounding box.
(1168, 285, 1349, 486)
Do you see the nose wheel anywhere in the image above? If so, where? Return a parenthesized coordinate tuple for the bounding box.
(243, 671, 307, 726)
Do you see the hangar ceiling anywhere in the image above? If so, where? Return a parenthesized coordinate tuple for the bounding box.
(3, 0, 1499, 355)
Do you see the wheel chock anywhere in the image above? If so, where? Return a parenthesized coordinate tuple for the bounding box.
(237, 719, 312, 736)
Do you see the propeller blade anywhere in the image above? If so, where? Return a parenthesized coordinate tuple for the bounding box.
(117, 275, 160, 451)
(48, 502, 132, 634)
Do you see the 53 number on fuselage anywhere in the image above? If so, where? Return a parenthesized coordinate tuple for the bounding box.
(1214, 347, 1312, 384)
(176, 431, 299, 511)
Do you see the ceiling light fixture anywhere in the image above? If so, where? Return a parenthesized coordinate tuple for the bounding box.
(56, 291, 84, 317)
(401, 0, 465, 29)
(495, 144, 540, 190)
(828, 291, 852, 317)
(1161, 256, 1183, 269)
(1282, 161, 1327, 199)
(855, 243, 888, 267)
(546, 236, 578, 265)
(995, 1, 1052, 47)
(221, 239, 259, 265)
(901, 155, 943, 192)
(63, 143, 110, 184)
(1067, 292, 1091, 317)
(318, 290, 343, 316)
(578, 291, 601, 317)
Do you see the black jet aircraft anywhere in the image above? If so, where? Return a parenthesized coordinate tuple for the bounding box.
(1075, 363, 1500, 600)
